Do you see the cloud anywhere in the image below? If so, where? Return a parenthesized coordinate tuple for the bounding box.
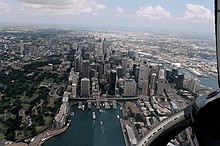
(0, 0, 12, 12)
(19, 0, 106, 15)
(135, 5, 172, 20)
(180, 4, 214, 21)
(116, 6, 124, 14)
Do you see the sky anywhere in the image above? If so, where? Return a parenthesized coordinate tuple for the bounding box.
(0, 0, 215, 36)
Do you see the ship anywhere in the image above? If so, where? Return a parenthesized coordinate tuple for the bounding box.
(100, 121, 103, 126)
(82, 105, 85, 111)
(117, 115, 120, 119)
(92, 112, 96, 120)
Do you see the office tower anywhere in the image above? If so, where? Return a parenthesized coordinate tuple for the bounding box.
(186, 77, 197, 93)
(97, 62, 104, 78)
(157, 69, 165, 96)
(109, 69, 117, 95)
(74, 55, 81, 72)
(123, 79, 136, 97)
(95, 42, 103, 59)
(71, 84, 77, 98)
(72, 42, 77, 50)
(150, 65, 158, 76)
(80, 78, 90, 97)
(116, 65, 123, 78)
(142, 80, 148, 96)
(150, 73, 157, 96)
(138, 63, 149, 89)
(20, 40, 24, 54)
(104, 63, 110, 74)
(175, 74, 184, 89)
(122, 57, 128, 77)
(81, 60, 90, 78)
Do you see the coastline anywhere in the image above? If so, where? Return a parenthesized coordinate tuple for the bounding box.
(37, 120, 71, 146)
(4, 120, 71, 146)
(119, 119, 129, 146)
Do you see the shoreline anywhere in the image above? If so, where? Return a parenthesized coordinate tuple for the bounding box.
(38, 120, 71, 146)
(4, 120, 71, 146)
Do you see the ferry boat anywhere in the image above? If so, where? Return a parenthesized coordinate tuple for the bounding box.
(117, 115, 120, 119)
(82, 105, 85, 111)
(100, 121, 103, 126)
(92, 112, 96, 120)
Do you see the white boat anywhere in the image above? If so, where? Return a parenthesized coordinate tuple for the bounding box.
(99, 109, 102, 113)
(92, 112, 96, 120)
(117, 115, 120, 119)
(70, 112, 74, 116)
(100, 121, 103, 126)
(82, 105, 85, 111)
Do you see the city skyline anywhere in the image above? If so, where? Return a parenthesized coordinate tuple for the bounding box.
(0, 0, 215, 36)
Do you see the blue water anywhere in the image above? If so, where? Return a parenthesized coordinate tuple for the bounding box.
(43, 105, 125, 146)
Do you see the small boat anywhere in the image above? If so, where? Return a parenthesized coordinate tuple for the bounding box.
(92, 112, 96, 120)
(82, 105, 85, 111)
(99, 109, 102, 113)
(117, 115, 120, 119)
(70, 112, 74, 116)
(100, 121, 103, 126)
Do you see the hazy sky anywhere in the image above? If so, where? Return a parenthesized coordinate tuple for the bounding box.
(0, 0, 215, 35)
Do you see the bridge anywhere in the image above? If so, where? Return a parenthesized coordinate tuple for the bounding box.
(69, 97, 139, 101)
(136, 109, 190, 146)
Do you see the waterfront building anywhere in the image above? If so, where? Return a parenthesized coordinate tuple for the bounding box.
(186, 77, 197, 93)
(71, 84, 77, 98)
(157, 69, 166, 96)
(125, 125, 137, 146)
(138, 63, 149, 89)
(81, 78, 90, 97)
(55, 103, 68, 129)
(123, 79, 137, 97)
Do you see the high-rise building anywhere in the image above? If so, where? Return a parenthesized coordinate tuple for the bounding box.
(122, 57, 128, 77)
(109, 69, 117, 95)
(138, 63, 149, 89)
(95, 42, 103, 59)
(81, 60, 90, 78)
(104, 63, 110, 74)
(20, 40, 24, 54)
(116, 65, 123, 78)
(123, 79, 136, 97)
(150, 64, 158, 76)
(157, 69, 165, 96)
(72, 42, 77, 50)
(186, 77, 197, 93)
(142, 80, 148, 96)
(80, 78, 90, 97)
(174, 74, 184, 89)
(72, 84, 77, 98)
(150, 73, 157, 96)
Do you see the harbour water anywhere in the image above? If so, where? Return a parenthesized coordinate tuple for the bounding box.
(43, 105, 125, 146)
(179, 68, 218, 90)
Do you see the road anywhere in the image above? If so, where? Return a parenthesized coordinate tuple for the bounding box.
(136, 110, 185, 146)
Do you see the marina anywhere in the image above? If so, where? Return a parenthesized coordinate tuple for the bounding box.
(43, 104, 125, 146)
